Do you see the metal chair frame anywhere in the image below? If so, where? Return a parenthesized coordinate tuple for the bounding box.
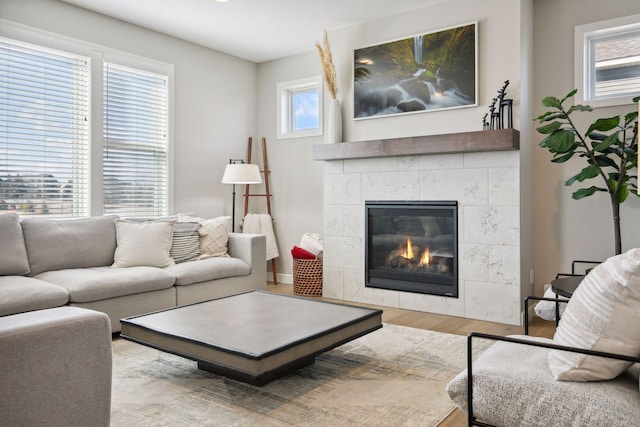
(466, 332, 640, 427)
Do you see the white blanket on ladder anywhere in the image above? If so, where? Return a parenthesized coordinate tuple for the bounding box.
(243, 213, 279, 261)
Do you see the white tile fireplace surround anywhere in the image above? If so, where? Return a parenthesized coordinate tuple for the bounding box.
(314, 130, 523, 325)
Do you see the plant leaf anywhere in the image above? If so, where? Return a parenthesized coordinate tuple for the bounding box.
(612, 181, 629, 203)
(536, 122, 562, 134)
(593, 132, 620, 152)
(560, 89, 578, 104)
(568, 104, 592, 113)
(544, 129, 577, 153)
(565, 164, 600, 186)
(586, 116, 620, 136)
(593, 155, 618, 169)
(572, 186, 604, 199)
(538, 113, 566, 122)
(542, 96, 561, 109)
(625, 110, 638, 123)
(533, 111, 553, 121)
(551, 151, 575, 163)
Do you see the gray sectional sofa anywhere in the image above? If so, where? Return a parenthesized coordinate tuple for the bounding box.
(0, 213, 267, 332)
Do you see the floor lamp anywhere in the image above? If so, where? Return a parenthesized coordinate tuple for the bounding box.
(221, 159, 262, 232)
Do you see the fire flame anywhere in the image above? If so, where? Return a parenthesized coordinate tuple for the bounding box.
(401, 238, 414, 259)
(400, 238, 430, 266)
(421, 248, 430, 265)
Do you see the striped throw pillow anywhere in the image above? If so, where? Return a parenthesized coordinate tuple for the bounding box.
(548, 248, 640, 381)
(170, 222, 201, 263)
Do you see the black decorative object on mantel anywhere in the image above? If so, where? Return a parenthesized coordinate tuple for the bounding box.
(483, 80, 513, 130)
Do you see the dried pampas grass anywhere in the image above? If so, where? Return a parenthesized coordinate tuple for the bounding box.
(315, 30, 338, 100)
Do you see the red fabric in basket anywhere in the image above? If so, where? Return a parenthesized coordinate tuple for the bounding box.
(291, 246, 317, 260)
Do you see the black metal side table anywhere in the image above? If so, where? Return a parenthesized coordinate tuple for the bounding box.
(550, 275, 584, 298)
(550, 275, 584, 322)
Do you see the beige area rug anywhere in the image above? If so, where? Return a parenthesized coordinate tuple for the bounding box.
(111, 324, 489, 426)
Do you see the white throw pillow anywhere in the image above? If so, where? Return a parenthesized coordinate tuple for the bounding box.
(548, 248, 640, 381)
(112, 219, 176, 268)
(199, 216, 232, 259)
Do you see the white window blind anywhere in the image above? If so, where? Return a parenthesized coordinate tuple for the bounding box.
(0, 37, 90, 217)
(103, 62, 169, 217)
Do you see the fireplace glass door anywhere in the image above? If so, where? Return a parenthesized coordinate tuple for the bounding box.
(365, 201, 458, 297)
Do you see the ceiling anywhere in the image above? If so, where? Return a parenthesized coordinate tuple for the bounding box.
(59, 0, 448, 63)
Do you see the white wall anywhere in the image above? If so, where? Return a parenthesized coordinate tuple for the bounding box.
(257, 0, 531, 284)
(0, 0, 257, 220)
(532, 0, 640, 292)
(255, 52, 325, 281)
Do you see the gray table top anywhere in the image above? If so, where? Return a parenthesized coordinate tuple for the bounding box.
(121, 291, 382, 358)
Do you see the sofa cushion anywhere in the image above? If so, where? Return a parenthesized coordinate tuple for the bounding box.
(446, 336, 640, 426)
(0, 213, 30, 276)
(164, 256, 250, 286)
(113, 219, 176, 268)
(21, 216, 118, 275)
(36, 266, 175, 303)
(0, 276, 69, 316)
(549, 248, 640, 381)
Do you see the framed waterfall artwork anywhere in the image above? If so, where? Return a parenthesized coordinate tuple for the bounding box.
(353, 22, 478, 120)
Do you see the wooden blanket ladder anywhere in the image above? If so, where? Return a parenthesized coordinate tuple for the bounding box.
(243, 137, 277, 285)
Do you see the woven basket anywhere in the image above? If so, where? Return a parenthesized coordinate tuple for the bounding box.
(293, 255, 323, 296)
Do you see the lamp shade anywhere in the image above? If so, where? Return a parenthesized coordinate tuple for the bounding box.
(221, 163, 262, 184)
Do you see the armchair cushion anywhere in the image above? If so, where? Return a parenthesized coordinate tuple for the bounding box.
(549, 248, 640, 381)
(446, 335, 640, 426)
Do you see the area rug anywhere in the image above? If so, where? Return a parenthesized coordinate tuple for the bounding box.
(111, 324, 489, 426)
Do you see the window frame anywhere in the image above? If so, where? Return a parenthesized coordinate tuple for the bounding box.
(574, 14, 640, 108)
(276, 76, 323, 139)
(0, 20, 174, 217)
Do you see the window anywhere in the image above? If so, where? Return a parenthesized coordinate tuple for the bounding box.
(575, 14, 640, 107)
(276, 76, 322, 139)
(0, 38, 90, 217)
(0, 23, 173, 218)
(103, 63, 169, 217)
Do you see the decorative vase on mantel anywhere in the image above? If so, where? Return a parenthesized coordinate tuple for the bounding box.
(327, 98, 343, 144)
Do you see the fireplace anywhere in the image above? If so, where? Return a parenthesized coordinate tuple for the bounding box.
(365, 201, 458, 297)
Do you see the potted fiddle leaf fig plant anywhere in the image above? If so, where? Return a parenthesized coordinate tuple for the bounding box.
(534, 89, 639, 255)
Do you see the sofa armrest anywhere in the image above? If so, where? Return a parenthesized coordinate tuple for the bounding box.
(0, 307, 112, 426)
(227, 232, 267, 287)
(466, 333, 640, 427)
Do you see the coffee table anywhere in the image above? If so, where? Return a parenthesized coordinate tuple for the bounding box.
(120, 291, 383, 385)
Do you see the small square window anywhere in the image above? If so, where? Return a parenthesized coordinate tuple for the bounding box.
(575, 14, 640, 107)
(277, 76, 323, 139)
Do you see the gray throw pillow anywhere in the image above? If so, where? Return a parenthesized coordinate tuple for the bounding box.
(0, 213, 30, 276)
(170, 222, 201, 263)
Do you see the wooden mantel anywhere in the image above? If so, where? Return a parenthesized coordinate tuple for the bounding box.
(312, 128, 519, 161)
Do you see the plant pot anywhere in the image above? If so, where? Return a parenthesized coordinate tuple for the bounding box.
(327, 98, 342, 144)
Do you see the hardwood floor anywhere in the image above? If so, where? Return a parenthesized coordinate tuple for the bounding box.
(267, 283, 556, 427)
